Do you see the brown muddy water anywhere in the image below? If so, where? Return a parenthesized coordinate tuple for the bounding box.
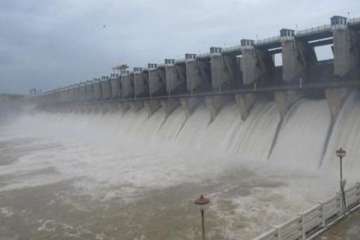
(0, 102, 355, 239)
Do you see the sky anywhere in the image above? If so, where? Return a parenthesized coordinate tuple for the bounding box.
(0, 0, 359, 94)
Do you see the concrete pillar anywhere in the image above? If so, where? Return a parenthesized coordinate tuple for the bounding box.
(69, 85, 75, 102)
(207, 52, 239, 121)
(79, 83, 87, 102)
(76, 85, 82, 102)
(332, 16, 360, 79)
(235, 39, 275, 121)
(70, 85, 78, 102)
(59, 88, 67, 103)
(56, 89, 61, 104)
(85, 81, 95, 101)
(236, 56, 242, 83)
(186, 60, 201, 93)
(325, 16, 358, 119)
(120, 73, 134, 99)
(61, 90, 67, 105)
(67, 87, 73, 102)
(198, 59, 212, 91)
(100, 77, 112, 100)
(240, 40, 274, 86)
(93, 79, 103, 100)
(134, 71, 149, 98)
(63, 87, 69, 103)
(66, 87, 73, 104)
(235, 93, 256, 121)
(53, 90, 58, 105)
(129, 69, 144, 110)
(75, 84, 82, 102)
(110, 74, 121, 99)
(272, 30, 316, 117)
(280, 29, 317, 83)
(148, 68, 166, 97)
(210, 54, 238, 91)
(66, 88, 73, 104)
(171, 62, 187, 95)
(130, 73, 136, 97)
(186, 59, 211, 93)
(166, 64, 186, 95)
(65, 88, 71, 102)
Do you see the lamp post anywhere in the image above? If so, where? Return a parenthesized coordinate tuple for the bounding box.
(194, 195, 210, 240)
(336, 147, 347, 211)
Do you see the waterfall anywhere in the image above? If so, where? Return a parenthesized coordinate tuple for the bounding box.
(1, 92, 359, 240)
(4, 92, 359, 170)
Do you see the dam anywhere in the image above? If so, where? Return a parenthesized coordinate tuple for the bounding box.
(39, 15, 360, 124)
(1, 16, 360, 240)
(35, 15, 360, 164)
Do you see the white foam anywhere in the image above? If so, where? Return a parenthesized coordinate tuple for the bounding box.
(1, 95, 360, 238)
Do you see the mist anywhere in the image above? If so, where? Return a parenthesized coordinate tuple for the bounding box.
(1, 91, 360, 239)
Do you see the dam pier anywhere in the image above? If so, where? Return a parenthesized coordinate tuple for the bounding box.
(38, 16, 360, 122)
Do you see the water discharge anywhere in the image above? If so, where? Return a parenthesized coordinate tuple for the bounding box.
(0, 91, 360, 239)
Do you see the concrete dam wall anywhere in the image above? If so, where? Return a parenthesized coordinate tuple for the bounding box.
(33, 16, 360, 164)
(38, 16, 360, 123)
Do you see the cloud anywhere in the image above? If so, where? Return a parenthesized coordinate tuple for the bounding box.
(0, 0, 359, 94)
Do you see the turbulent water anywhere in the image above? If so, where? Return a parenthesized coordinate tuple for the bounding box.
(0, 91, 360, 240)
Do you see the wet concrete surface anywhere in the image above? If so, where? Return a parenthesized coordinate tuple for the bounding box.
(316, 209, 360, 240)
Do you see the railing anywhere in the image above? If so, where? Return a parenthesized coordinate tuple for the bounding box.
(295, 24, 331, 38)
(40, 79, 360, 106)
(196, 53, 211, 59)
(255, 36, 281, 47)
(223, 45, 242, 54)
(349, 17, 360, 26)
(253, 183, 360, 240)
(175, 58, 186, 64)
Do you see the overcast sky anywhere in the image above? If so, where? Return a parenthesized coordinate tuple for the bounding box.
(1, 0, 359, 94)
